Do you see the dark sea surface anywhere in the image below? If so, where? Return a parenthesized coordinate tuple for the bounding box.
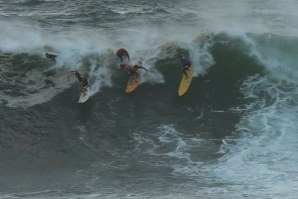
(1, 0, 298, 198)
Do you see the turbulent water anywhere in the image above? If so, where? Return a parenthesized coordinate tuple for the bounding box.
(1, 0, 298, 198)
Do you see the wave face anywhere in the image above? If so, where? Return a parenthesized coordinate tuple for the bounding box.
(1, 0, 298, 198)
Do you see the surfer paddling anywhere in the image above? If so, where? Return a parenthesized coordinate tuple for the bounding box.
(45, 52, 57, 63)
(72, 71, 89, 95)
(180, 56, 191, 78)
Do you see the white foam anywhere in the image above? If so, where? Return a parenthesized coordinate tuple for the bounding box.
(0, 191, 203, 199)
(245, 33, 298, 85)
(190, 0, 298, 37)
(132, 124, 206, 177)
(207, 74, 298, 198)
(0, 69, 74, 108)
(110, 5, 153, 15)
(0, 19, 213, 108)
(88, 61, 113, 97)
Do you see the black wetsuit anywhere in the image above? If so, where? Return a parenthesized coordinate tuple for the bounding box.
(180, 57, 191, 77)
(74, 71, 88, 87)
(78, 76, 88, 87)
(181, 57, 191, 69)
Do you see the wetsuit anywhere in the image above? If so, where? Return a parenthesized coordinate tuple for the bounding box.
(127, 65, 147, 76)
(180, 57, 191, 77)
(73, 71, 88, 95)
(77, 76, 88, 88)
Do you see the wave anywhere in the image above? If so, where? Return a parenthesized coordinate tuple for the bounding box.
(0, 23, 267, 108)
(2, 2, 298, 198)
(203, 34, 298, 198)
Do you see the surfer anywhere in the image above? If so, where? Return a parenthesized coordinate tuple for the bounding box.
(180, 56, 191, 78)
(116, 48, 131, 70)
(128, 65, 148, 77)
(45, 53, 57, 63)
(116, 48, 130, 63)
(72, 71, 89, 95)
(116, 48, 147, 76)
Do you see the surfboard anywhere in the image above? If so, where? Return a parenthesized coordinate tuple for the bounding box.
(125, 73, 140, 93)
(178, 66, 193, 96)
(79, 87, 90, 103)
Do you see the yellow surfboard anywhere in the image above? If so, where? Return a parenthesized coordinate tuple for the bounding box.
(178, 66, 193, 96)
(125, 73, 140, 93)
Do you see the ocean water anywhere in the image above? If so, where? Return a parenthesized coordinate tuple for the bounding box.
(1, 0, 298, 198)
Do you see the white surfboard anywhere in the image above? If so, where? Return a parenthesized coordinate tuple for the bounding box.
(78, 87, 90, 103)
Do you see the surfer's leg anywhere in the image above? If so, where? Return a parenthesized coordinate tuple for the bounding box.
(80, 84, 86, 95)
(132, 73, 139, 83)
(183, 69, 188, 78)
(135, 71, 140, 79)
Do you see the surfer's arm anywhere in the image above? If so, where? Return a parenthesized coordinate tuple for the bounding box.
(137, 66, 148, 71)
(126, 53, 130, 62)
(182, 68, 189, 78)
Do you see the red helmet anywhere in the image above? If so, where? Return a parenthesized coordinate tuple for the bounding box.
(117, 48, 127, 56)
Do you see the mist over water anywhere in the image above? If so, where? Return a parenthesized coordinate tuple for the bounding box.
(1, 0, 298, 198)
